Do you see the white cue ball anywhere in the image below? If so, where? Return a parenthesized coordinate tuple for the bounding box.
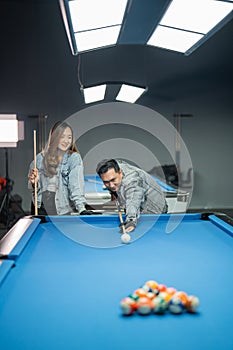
(121, 233, 131, 244)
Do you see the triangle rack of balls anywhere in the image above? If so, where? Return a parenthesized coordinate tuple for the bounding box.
(120, 280, 200, 316)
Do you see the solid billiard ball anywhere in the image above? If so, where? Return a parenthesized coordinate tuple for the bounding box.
(145, 280, 158, 289)
(121, 233, 131, 244)
(168, 296, 185, 314)
(186, 295, 200, 313)
(133, 288, 148, 298)
(157, 284, 167, 293)
(137, 297, 154, 315)
(120, 297, 137, 315)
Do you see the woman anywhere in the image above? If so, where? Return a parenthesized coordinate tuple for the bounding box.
(28, 121, 91, 215)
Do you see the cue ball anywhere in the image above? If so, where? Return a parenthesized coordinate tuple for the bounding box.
(121, 233, 131, 244)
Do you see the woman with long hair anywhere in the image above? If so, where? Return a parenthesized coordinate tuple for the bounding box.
(28, 121, 91, 215)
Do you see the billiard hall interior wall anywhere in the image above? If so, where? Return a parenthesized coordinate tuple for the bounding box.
(0, 88, 232, 214)
(0, 1, 232, 215)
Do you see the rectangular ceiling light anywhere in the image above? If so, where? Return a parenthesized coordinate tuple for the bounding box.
(68, 0, 128, 53)
(160, 0, 233, 34)
(116, 84, 147, 103)
(74, 26, 121, 53)
(147, 0, 233, 55)
(148, 26, 203, 53)
(83, 84, 107, 104)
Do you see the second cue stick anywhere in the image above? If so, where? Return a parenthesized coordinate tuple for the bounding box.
(33, 130, 38, 216)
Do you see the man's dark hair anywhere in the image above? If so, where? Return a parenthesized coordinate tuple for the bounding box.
(96, 159, 120, 176)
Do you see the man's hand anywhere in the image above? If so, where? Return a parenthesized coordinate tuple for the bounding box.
(120, 219, 137, 233)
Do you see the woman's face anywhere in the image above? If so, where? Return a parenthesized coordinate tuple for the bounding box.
(57, 127, 73, 152)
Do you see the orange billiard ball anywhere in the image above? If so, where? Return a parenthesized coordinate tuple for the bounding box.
(120, 297, 137, 315)
(157, 284, 167, 293)
(133, 288, 148, 298)
(137, 297, 154, 315)
(186, 295, 200, 313)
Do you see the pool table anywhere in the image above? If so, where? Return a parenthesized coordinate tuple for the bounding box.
(84, 174, 189, 213)
(0, 213, 233, 350)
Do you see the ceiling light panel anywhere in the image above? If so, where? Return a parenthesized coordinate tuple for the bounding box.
(160, 0, 233, 34)
(147, 0, 233, 54)
(74, 26, 121, 52)
(148, 26, 203, 53)
(83, 84, 106, 104)
(69, 0, 127, 32)
(68, 0, 128, 52)
(116, 84, 146, 103)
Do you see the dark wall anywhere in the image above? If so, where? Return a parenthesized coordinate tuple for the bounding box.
(0, 1, 232, 212)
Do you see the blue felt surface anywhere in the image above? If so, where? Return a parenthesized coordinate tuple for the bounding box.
(0, 214, 233, 350)
(84, 174, 106, 193)
(84, 174, 176, 193)
(0, 260, 15, 287)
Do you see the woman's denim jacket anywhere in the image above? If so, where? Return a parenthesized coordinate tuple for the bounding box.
(28, 152, 86, 214)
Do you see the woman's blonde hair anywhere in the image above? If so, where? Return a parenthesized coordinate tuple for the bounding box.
(43, 121, 79, 177)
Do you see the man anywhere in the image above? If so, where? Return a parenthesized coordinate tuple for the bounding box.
(96, 159, 167, 233)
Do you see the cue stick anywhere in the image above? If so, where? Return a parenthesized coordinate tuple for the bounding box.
(33, 130, 38, 216)
(85, 178, 104, 185)
(116, 200, 126, 233)
(118, 210, 126, 234)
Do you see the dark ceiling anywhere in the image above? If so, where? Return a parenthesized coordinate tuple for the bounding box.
(0, 0, 232, 111)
